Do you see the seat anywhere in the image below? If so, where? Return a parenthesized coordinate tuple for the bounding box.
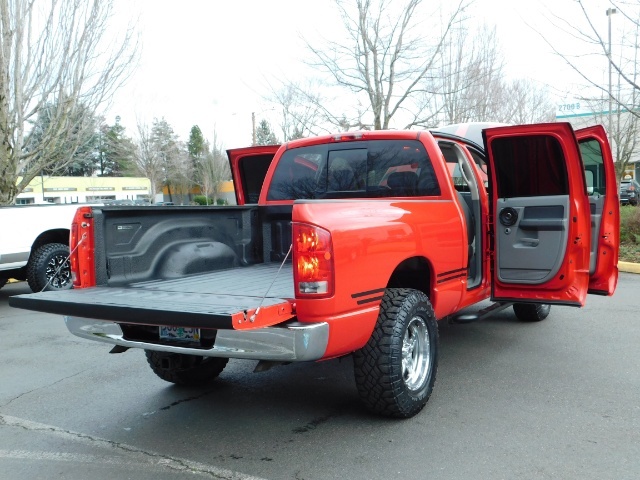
(417, 166, 440, 196)
(456, 191, 475, 269)
(328, 168, 356, 191)
(387, 171, 418, 196)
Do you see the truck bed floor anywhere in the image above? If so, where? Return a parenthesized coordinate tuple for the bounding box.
(9, 263, 295, 329)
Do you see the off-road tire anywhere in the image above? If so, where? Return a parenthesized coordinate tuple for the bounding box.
(513, 303, 551, 322)
(145, 351, 229, 386)
(353, 288, 438, 418)
(26, 243, 73, 292)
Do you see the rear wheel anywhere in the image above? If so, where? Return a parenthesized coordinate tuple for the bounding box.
(353, 288, 438, 418)
(513, 303, 551, 322)
(26, 243, 72, 292)
(145, 351, 229, 386)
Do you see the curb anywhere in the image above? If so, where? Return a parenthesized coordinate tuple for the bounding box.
(619, 261, 640, 274)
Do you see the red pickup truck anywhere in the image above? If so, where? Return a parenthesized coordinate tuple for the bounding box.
(10, 123, 619, 418)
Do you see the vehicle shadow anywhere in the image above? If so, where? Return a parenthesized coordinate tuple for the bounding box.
(118, 303, 533, 432)
(0, 280, 31, 299)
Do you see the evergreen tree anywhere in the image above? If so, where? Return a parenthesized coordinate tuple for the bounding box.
(255, 119, 279, 145)
(150, 118, 191, 202)
(187, 125, 206, 186)
(97, 118, 136, 176)
(151, 118, 180, 180)
(187, 125, 206, 160)
(27, 100, 100, 176)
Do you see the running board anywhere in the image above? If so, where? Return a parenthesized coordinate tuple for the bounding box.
(448, 302, 513, 324)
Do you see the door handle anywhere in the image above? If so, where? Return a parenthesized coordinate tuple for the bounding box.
(521, 238, 540, 246)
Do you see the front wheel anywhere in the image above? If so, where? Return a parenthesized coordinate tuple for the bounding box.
(513, 303, 551, 322)
(26, 243, 73, 292)
(353, 288, 438, 418)
(145, 351, 229, 386)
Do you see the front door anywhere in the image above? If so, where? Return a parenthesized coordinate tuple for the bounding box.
(575, 125, 619, 295)
(228, 145, 280, 205)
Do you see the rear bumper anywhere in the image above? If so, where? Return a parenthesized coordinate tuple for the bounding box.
(64, 316, 329, 362)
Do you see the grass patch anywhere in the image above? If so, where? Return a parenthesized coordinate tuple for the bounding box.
(620, 205, 640, 263)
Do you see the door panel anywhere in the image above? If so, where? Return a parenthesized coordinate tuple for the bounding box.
(575, 126, 619, 295)
(484, 123, 591, 306)
(496, 196, 569, 283)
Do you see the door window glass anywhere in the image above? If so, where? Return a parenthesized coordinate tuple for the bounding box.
(579, 139, 606, 195)
(491, 135, 569, 198)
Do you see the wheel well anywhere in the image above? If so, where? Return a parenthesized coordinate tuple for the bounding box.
(386, 256, 432, 297)
(31, 229, 69, 255)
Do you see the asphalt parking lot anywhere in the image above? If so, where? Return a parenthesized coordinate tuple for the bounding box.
(1, 276, 639, 479)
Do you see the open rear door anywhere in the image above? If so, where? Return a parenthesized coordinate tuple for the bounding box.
(228, 145, 280, 205)
(483, 123, 591, 306)
(575, 125, 619, 295)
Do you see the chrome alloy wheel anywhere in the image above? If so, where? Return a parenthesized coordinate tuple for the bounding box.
(46, 254, 72, 289)
(402, 315, 431, 391)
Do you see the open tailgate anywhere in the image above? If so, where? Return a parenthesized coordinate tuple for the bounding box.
(9, 263, 295, 330)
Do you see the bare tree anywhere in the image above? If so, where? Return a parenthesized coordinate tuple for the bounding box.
(134, 122, 164, 203)
(305, 0, 472, 131)
(502, 79, 556, 124)
(169, 144, 195, 204)
(544, 1, 640, 118)
(579, 89, 640, 181)
(0, 0, 138, 205)
(428, 24, 506, 125)
(198, 130, 230, 205)
(268, 81, 327, 141)
(544, 0, 640, 179)
(429, 24, 555, 126)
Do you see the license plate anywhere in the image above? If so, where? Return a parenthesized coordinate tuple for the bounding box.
(159, 326, 201, 342)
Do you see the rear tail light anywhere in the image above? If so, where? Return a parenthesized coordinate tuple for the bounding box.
(629, 185, 635, 191)
(70, 207, 96, 288)
(293, 223, 334, 298)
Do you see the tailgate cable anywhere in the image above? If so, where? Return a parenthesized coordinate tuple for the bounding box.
(250, 244, 292, 323)
(40, 233, 87, 292)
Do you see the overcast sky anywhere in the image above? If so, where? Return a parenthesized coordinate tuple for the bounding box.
(106, 0, 616, 148)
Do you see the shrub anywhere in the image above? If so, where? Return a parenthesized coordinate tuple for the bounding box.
(620, 205, 640, 244)
(193, 195, 214, 206)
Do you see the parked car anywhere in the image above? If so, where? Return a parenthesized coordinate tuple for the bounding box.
(619, 179, 640, 205)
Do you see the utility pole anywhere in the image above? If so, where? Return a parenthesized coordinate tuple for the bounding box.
(607, 7, 617, 137)
(252, 112, 256, 146)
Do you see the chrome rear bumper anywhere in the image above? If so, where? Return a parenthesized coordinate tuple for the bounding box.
(64, 316, 329, 362)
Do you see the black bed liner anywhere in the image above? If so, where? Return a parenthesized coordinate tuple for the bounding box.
(9, 263, 295, 329)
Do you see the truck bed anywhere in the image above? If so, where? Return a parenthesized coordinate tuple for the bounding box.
(10, 263, 295, 330)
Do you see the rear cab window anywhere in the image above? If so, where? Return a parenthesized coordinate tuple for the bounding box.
(266, 140, 441, 201)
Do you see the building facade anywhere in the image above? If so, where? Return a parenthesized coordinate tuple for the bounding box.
(557, 100, 640, 180)
(16, 176, 152, 205)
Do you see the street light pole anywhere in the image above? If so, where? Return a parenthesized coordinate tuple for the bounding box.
(607, 7, 617, 136)
(252, 111, 256, 146)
